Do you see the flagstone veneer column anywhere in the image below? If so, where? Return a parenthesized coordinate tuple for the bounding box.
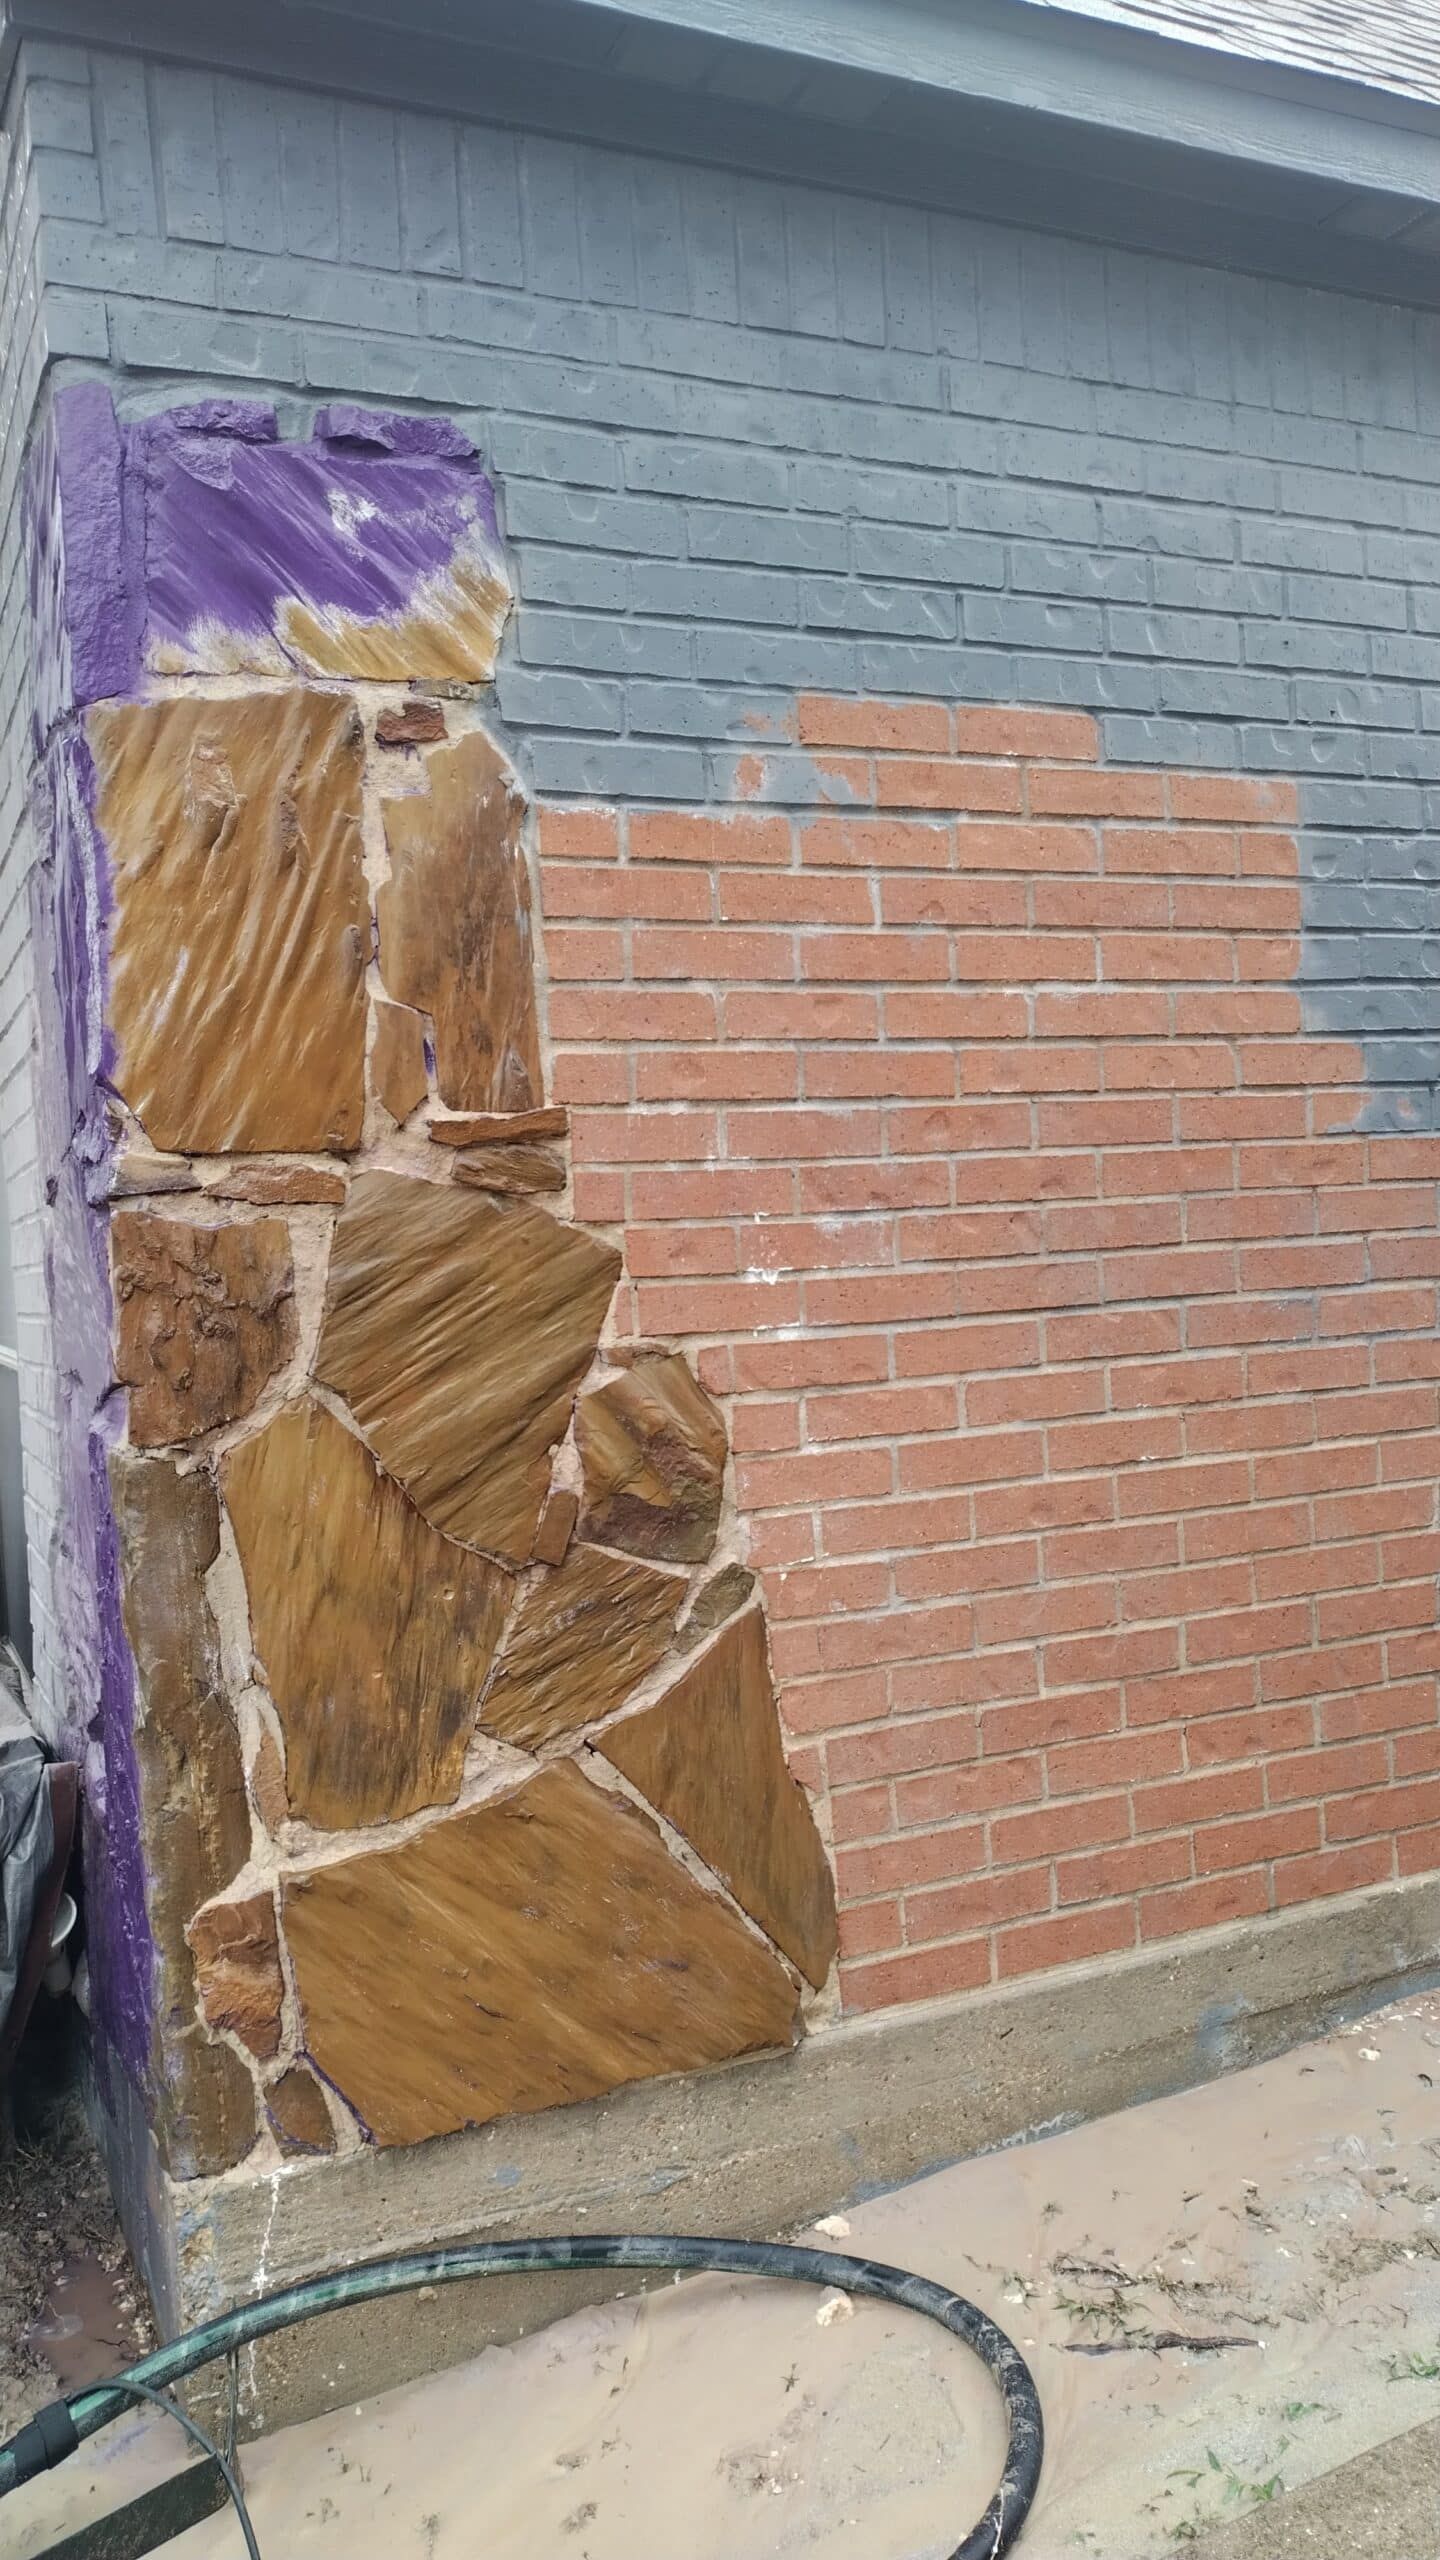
(24, 388, 836, 2220)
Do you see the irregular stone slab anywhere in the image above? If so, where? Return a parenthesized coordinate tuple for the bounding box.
(479, 1544, 685, 1753)
(531, 1487, 579, 1567)
(92, 689, 368, 1155)
(578, 1355, 728, 1565)
(208, 1165, 346, 1207)
(140, 419, 511, 683)
(452, 1143, 566, 1197)
(601, 1608, 838, 1990)
(112, 1212, 296, 1447)
(222, 1398, 509, 1829)
(249, 1728, 289, 1834)
(378, 733, 542, 1115)
(372, 998, 429, 1125)
(109, 1154, 201, 1199)
(186, 1891, 284, 2062)
(676, 1563, 757, 1654)
(376, 701, 447, 747)
(108, 1452, 254, 2176)
(283, 1760, 798, 2143)
(428, 1106, 568, 1147)
(265, 2066, 336, 2155)
(315, 1173, 620, 1561)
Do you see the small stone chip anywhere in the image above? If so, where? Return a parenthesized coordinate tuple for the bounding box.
(376, 700, 448, 747)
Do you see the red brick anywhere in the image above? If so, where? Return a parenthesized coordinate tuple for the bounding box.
(1033, 879, 1168, 930)
(1194, 1806, 1320, 1873)
(635, 1048, 796, 1102)
(1187, 1704, 1314, 1767)
(881, 875, 1027, 928)
(1104, 826, 1240, 877)
(800, 815, 950, 869)
(809, 1384, 959, 1442)
(1135, 1767, 1263, 1832)
(720, 871, 873, 925)
(1168, 774, 1298, 823)
(537, 804, 619, 859)
(1125, 1662, 1257, 1728)
(837, 1824, 986, 1898)
(1326, 1776, 1440, 1841)
(629, 809, 790, 864)
(541, 862, 710, 920)
(875, 757, 1023, 813)
(1046, 1729, 1185, 1794)
(955, 705, 1099, 759)
(1029, 768, 1166, 818)
(1037, 989, 1168, 1036)
(906, 1864, 1052, 1943)
(885, 990, 1030, 1040)
(798, 694, 952, 753)
(842, 1939, 991, 2013)
(894, 1756, 1042, 1828)
(1172, 881, 1297, 932)
(1102, 931, 1234, 984)
(955, 820, 1099, 873)
(830, 1783, 894, 1844)
(1057, 1836, 1191, 1904)
(996, 1903, 1136, 1977)
(1273, 1842, 1393, 1905)
(726, 988, 865, 1042)
(1320, 1682, 1436, 1742)
(836, 1897, 903, 1960)
(1139, 1872, 1269, 1939)
(804, 1048, 956, 1099)
(545, 925, 625, 982)
(1267, 1740, 1388, 1803)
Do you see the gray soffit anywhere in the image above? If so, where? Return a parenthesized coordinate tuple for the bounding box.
(10, 0, 1440, 305)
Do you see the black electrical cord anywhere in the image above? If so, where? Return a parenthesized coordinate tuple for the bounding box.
(93, 2376, 261, 2560)
(0, 2234, 1043, 2560)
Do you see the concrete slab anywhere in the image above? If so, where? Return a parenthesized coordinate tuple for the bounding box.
(1192, 2416, 1440, 2558)
(10, 1991, 1440, 2559)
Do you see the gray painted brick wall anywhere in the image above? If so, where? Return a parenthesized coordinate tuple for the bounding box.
(0, 48, 99, 1736)
(20, 49, 1440, 1130)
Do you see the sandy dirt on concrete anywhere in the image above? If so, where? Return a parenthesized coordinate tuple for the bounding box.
(10, 1993, 1440, 2559)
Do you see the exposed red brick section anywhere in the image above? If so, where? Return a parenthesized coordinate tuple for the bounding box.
(540, 700, 1440, 2016)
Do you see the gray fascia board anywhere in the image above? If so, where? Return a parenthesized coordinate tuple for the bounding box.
(12, 0, 1440, 311)
(547, 0, 1440, 200)
(16, 0, 1440, 213)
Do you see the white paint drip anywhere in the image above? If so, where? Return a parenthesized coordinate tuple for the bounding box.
(244, 2166, 285, 2411)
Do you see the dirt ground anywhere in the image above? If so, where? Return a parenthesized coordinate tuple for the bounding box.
(0, 2002, 153, 2440)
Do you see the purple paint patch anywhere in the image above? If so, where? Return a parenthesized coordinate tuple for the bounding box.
(22, 385, 138, 741)
(89, 1422, 151, 2087)
(28, 732, 153, 2088)
(155, 399, 278, 443)
(313, 403, 476, 460)
(136, 410, 504, 674)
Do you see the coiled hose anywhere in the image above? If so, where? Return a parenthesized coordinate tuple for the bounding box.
(0, 2234, 1044, 2560)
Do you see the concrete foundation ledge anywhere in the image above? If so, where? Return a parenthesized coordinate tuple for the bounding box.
(94, 1868, 1440, 2433)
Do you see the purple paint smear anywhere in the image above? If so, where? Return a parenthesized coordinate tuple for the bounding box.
(22, 384, 137, 747)
(135, 406, 502, 673)
(313, 403, 475, 460)
(28, 732, 151, 2088)
(32, 386, 505, 688)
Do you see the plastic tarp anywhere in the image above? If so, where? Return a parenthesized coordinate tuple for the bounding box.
(0, 1682, 54, 2055)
